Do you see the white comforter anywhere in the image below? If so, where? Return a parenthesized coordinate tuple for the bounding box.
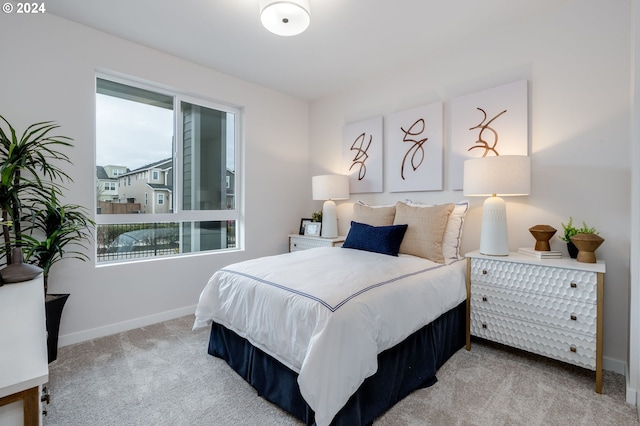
(193, 247, 466, 426)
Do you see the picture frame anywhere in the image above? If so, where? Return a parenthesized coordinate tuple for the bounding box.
(304, 222, 322, 237)
(342, 116, 384, 193)
(299, 218, 313, 235)
(387, 101, 444, 192)
(449, 79, 528, 189)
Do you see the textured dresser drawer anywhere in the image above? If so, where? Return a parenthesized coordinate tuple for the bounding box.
(471, 310, 596, 369)
(289, 237, 328, 251)
(470, 258, 597, 304)
(471, 283, 596, 335)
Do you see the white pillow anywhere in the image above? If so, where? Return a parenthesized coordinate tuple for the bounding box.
(405, 200, 469, 260)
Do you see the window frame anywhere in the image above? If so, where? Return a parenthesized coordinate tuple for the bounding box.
(95, 72, 244, 262)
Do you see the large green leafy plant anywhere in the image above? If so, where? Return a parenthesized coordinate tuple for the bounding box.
(0, 114, 93, 293)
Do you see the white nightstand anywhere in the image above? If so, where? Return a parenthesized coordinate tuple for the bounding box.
(465, 250, 605, 393)
(0, 275, 49, 425)
(289, 234, 345, 252)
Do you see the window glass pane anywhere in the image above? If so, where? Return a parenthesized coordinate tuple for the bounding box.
(97, 223, 178, 262)
(181, 221, 236, 253)
(96, 221, 236, 262)
(95, 75, 240, 264)
(181, 102, 235, 211)
(96, 79, 173, 214)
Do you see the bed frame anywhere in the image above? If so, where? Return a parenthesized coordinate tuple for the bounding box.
(207, 301, 466, 426)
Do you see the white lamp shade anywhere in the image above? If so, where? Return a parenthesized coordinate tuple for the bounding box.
(463, 155, 531, 196)
(463, 155, 530, 256)
(312, 174, 349, 238)
(312, 175, 350, 201)
(260, 0, 310, 36)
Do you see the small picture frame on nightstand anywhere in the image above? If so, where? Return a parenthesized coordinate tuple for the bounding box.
(304, 222, 322, 237)
(299, 218, 313, 235)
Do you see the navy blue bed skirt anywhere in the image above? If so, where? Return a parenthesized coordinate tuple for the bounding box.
(208, 301, 466, 426)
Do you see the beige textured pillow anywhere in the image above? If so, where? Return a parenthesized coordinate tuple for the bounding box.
(352, 202, 396, 226)
(393, 201, 454, 263)
(405, 200, 469, 261)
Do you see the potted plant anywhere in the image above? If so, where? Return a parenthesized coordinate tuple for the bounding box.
(0, 114, 94, 362)
(560, 217, 602, 262)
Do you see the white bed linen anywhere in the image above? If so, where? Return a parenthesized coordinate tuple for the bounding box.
(194, 247, 466, 426)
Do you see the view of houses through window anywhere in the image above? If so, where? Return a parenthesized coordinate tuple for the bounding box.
(95, 76, 239, 263)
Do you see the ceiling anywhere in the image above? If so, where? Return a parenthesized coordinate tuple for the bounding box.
(46, 0, 573, 101)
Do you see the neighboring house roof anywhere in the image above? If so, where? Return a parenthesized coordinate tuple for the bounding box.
(147, 183, 172, 191)
(125, 158, 172, 175)
(96, 166, 110, 180)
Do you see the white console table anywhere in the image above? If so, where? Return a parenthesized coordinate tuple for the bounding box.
(0, 275, 49, 426)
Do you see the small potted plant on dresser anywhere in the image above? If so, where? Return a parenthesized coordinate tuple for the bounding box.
(560, 217, 580, 258)
(560, 217, 603, 263)
(0, 115, 93, 362)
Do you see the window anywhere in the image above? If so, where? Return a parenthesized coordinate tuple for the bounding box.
(95, 75, 241, 263)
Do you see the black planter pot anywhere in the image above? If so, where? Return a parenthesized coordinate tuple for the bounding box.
(567, 242, 579, 259)
(45, 293, 69, 363)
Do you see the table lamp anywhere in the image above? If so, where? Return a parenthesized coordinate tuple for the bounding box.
(463, 155, 530, 256)
(312, 175, 350, 238)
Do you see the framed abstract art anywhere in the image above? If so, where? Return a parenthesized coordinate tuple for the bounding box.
(387, 102, 444, 192)
(342, 116, 383, 193)
(449, 80, 528, 190)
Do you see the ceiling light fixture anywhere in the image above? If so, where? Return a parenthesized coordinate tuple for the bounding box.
(260, 0, 310, 36)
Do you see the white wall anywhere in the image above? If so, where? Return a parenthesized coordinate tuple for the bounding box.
(0, 14, 310, 344)
(630, 0, 640, 409)
(310, 0, 632, 371)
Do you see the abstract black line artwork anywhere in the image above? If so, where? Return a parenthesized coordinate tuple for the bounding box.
(388, 102, 443, 192)
(342, 116, 383, 193)
(450, 80, 528, 190)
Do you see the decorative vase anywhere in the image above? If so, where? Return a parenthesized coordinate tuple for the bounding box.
(528, 225, 557, 251)
(567, 241, 578, 259)
(0, 247, 43, 283)
(46, 293, 70, 363)
(570, 233, 604, 263)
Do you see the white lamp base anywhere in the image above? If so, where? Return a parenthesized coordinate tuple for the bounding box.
(321, 199, 338, 238)
(479, 196, 509, 256)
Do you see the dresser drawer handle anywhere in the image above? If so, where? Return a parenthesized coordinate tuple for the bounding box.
(482, 269, 488, 275)
(570, 345, 577, 353)
(482, 296, 487, 302)
(570, 282, 577, 288)
(570, 315, 577, 321)
(482, 323, 487, 329)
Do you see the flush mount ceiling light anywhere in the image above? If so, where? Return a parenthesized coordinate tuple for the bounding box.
(260, 0, 310, 36)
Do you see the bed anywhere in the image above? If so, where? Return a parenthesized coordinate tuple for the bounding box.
(193, 200, 469, 426)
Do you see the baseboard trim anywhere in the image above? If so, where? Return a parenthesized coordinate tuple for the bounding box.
(604, 356, 626, 375)
(627, 384, 638, 406)
(58, 305, 197, 347)
(625, 362, 639, 406)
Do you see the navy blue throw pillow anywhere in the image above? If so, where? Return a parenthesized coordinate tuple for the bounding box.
(343, 221, 408, 256)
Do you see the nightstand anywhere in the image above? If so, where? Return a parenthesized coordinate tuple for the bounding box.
(289, 234, 345, 252)
(465, 250, 605, 393)
(0, 275, 48, 425)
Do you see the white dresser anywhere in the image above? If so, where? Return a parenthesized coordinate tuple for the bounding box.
(288, 235, 345, 252)
(0, 275, 49, 425)
(465, 250, 605, 393)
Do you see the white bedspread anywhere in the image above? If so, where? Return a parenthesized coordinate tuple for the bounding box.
(193, 247, 466, 426)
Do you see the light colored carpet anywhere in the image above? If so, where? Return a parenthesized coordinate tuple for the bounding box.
(44, 315, 639, 426)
